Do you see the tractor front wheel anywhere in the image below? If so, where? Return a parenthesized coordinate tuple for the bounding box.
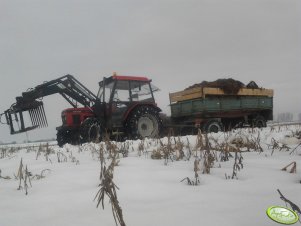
(80, 118, 101, 144)
(56, 128, 77, 147)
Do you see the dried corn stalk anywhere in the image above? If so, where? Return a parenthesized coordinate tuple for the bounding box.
(94, 143, 126, 226)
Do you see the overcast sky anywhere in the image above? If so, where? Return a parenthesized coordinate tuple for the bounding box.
(0, 0, 300, 143)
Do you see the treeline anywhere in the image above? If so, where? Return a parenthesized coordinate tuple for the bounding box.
(23, 138, 56, 143)
(276, 113, 301, 122)
(0, 138, 56, 145)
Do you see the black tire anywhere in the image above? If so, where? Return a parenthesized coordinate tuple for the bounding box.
(126, 106, 162, 139)
(203, 120, 223, 133)
(80, 118, 101, 143)
(56, 129, 76, 147)
(252, 115, 266, 128)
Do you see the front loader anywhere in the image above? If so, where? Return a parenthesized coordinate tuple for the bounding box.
(1, 74, 162, 146)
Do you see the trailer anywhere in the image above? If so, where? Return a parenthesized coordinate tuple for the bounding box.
(168, 85, 273, 133)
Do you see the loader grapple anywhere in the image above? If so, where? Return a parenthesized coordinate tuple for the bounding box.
(28, 102, 48, 128)
(2, 101, 48, 134)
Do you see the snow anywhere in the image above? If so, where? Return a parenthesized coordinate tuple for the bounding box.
(0, 125, 300, 226)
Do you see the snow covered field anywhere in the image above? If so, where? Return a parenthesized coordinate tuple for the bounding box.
(1, 125, 300, 226)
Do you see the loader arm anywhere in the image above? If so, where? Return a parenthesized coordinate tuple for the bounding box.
(17, 74, 98, 108)
(1, 74, 99, 134)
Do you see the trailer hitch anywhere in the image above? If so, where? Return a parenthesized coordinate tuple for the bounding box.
(1, 100, 48, 134)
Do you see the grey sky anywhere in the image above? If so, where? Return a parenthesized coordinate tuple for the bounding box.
(0, 0, 300, 143)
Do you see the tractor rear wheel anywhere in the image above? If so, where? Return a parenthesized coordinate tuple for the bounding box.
(126, 106, 162, 139)
(80, 118, 101, 143)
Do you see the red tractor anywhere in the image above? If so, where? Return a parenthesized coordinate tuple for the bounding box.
(1, 74, 162, 146)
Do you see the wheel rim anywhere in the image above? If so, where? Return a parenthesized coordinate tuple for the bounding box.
(208, 124, 220, 133)
(253, 116, 265, 128)
(256, 120, 264, 128)
(137, 115, 158, 137)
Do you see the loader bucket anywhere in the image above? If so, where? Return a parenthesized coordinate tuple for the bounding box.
(2, 101, 48, 134)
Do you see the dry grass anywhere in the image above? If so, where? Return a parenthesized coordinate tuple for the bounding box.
(281, 161, 297, 174)
(57, 151, 67, 163)
(152, 133, 175, 165)
(138, 139, 145, 157)
(151, 134, 188, 162)
(180, 158, 200, 186)
(193, 131, 216, 174)
(35, 143, 54, 162)
(14, 158, 32, 195)
(94, 139, 126, 226)
(0, 146, 21, 159)
(151, 148, 163, 159)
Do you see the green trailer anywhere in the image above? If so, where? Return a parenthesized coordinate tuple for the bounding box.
(168, 86, 273, 133)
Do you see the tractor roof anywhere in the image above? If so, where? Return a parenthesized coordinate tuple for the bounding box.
(111, 75, 150, 82)
(99, 74, 151, 86)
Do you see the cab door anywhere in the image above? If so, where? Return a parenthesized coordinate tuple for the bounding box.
(109, 80, 131, 129)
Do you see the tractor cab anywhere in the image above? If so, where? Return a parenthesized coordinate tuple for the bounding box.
(97, 74, 160, 131)
(97, 75, 159, 103)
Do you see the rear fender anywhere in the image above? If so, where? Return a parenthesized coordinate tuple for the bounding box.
(123, 103, 161, 122)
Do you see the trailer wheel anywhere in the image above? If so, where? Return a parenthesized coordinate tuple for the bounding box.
(80, 118, 101, 143)
(203, 120, 223, 133)
(252, 115, 266, 128)
(126, 106, 162, 139)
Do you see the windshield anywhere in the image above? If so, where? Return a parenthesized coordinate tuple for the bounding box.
(130, 81, 159, 101)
